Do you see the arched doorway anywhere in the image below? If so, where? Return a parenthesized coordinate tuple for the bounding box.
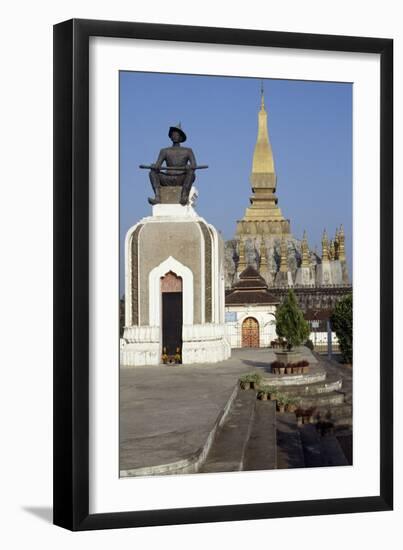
(161, 271, 183, 357)
(242, 317, 260, 347)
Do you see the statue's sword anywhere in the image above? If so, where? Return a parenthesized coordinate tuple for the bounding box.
(139, 164, 208, 171)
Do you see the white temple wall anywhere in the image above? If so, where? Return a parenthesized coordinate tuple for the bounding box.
(225, 306, 277, 348)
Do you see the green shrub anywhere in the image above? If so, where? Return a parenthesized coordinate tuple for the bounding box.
(331, 294, 353, 364)
(275, 290, 310, 350)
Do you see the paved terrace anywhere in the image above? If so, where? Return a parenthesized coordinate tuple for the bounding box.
(120, 347, 317, 475)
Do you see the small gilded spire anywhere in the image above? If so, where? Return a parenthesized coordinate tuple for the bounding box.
(322, 229, 329, 261)
(279, 237, 288, 272)
(338, 224, 346, 262)
(260, 239, 268, 267)
(237, 239, 247, 273)
(301, 230, 310, 268)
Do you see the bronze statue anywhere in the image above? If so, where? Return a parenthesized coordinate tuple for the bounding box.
(140, 124, 207, 206)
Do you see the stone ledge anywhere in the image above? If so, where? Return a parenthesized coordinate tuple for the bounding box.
(120, 383, 239, 477)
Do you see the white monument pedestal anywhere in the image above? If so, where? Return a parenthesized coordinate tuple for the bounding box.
(120, 201, 230, 366)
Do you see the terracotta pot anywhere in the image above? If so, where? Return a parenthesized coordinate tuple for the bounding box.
(240, 382, 250, 390)
(285, 366, 292, 375)
(302, 366, 310, 374)
(278, 404, 285, 413)
(279, 367, 285, 375)
(258, 393, 268, 401)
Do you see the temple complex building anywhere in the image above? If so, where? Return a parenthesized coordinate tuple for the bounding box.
(224, 87, 352, 349)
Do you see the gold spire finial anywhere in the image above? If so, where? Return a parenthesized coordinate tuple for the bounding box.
(251, 83, 275, 177)
(301, 230, 310, 268)
(260, 80, 265, 109)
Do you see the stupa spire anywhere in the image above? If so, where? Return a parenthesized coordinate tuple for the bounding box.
(251, 85, 275, 179)
(236, 83, 290, 235)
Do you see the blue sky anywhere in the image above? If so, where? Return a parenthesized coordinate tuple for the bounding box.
(120, 72, 352, 295)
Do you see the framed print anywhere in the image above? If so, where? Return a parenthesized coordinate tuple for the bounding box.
(53, 19, 393, 530)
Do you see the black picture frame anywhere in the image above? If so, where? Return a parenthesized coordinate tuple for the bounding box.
(53, 18, 393, 531)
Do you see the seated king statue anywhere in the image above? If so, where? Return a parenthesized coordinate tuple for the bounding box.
(146, 123, 198, 206)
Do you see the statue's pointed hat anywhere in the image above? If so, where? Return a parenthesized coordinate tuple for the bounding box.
(168, 122, 187, 143)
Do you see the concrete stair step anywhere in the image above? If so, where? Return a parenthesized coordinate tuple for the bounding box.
(310, 403, 353, 425)
(298, 424, 323, 467)
(296, 391, 345, 408)
(200, 389, 256, 473)
(272, 375, 343, 397)
(332, 416, 353, 429)
(276, 412, 305, 469)
(299, 424, 349, 467)
(243, 400, 277, 471)
(262, 365, 326, 387)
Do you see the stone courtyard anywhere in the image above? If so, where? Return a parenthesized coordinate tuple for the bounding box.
(120, 347, 352, 476)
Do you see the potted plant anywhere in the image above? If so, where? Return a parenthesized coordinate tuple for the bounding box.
(300, 359, 310, 374)
(174, 347, 182, 364)
(286, 397, 298, 413)
(285, 362, 293, 375)
(278, 363, 286, 376)
(239, 374, 250, 390)
(239, 373, 261, 390)
(265, 386, 278, 400)
(276, 393, 287, 413)
(239, 374, 251, 390)
(271, 361, 284, 375)
(161, 347, 168, 364)
(249, 372, 262, 390)
(292, 361, 301, 375)
(257, 386, 270, 400)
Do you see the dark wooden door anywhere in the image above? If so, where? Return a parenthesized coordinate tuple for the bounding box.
(242, 317, 260, 347)
(162, 292, 183, 356)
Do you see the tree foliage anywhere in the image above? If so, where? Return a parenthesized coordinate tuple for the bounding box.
(275, 290, 310, 350)
(331, 294, 353, 364)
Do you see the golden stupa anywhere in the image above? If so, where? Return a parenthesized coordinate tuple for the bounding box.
(236, 85, 290, 236)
